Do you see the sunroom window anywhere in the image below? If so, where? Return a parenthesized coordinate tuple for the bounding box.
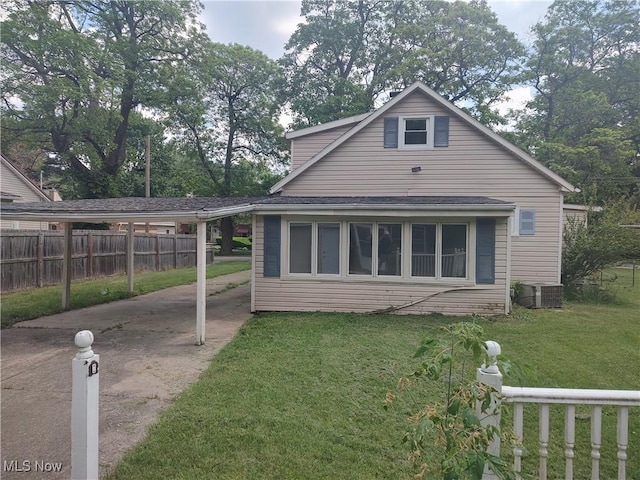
(349, 223, 372, 275)
(289, 223, 312, 273)
(378, 223, 402, 276)
(441, 224, 467, 278)
(317, 223, 340, 274)
(411, 224, 436, 277)
(411, 223, 468, 279)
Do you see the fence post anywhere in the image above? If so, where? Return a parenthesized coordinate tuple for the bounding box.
(37, 231, 44, 287)
(71, 330, 99, 480)
(477, 340, 503, 480)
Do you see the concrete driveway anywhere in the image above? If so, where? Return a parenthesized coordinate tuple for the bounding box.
(1, 269, 252, 479)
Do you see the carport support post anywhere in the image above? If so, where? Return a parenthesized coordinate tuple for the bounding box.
(196, 221, 206, 345)
(62, 222, 73, 309)
(72, 330, 99, 480)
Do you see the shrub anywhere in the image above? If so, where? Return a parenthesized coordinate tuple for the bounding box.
(215, 236, 252, 250)
(386, 323, 523, 480)
(562, 202, 640, 289)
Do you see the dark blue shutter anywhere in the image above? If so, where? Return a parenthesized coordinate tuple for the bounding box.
(384, 117, 398, 148)
(476, 218, 495, 284)
(519, 209, 535, 235)
(263, 215, 281, 277)
(434, 116, 449, 147)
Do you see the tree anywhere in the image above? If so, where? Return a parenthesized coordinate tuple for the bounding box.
(562, 203, 640, 289)
(281, 0, 525, 128)
(169, 42, 286, 254)
(509, 0, 640, 205)
(1, 0, 206, 198)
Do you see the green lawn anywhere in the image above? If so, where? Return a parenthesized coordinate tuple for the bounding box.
(107, 268, 639, 480)
(1, 260, 251, 328)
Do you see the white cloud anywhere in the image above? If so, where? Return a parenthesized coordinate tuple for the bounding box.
(496, 86, 533, 117)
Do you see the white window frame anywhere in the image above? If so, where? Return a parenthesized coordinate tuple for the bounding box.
(510, 206, 520, 237)
(281, 217, 476, 285)
(347, 221, 403, 278)
(399, 115, 434, 149)
(410, 222, 470, 281)
(285, 220, 341, 277)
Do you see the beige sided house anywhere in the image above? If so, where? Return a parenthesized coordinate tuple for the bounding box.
(1, 154, 52, 230)
(250, 82, 576, 315)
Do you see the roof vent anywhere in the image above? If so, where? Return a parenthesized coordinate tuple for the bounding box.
(389, 91, 401, 98)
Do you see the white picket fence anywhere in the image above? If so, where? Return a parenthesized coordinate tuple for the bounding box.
(477, 342, 640, 480)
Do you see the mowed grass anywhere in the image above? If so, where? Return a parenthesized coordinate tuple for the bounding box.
(1, 260, 250, 328)
(107, 267, 639, 480)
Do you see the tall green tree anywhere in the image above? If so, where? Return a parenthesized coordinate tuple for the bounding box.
(168, 42, 286, 254)
(1, 0, 206, 198)
(511, 0, 639, 205)
(281, 0, 524, 128)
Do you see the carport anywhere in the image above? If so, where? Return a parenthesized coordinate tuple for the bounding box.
(1, 197, 257, 345)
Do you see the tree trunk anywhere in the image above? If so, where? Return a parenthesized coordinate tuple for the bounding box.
(220, 216, 234, 256)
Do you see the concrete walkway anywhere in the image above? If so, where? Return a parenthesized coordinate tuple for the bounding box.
(1, 269, 252, 479)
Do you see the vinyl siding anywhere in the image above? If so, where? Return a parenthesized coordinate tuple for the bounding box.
(290, 125, 356, 171)
(281, 91, 562, 284)
(253, 215, 508, 316)
(1, 160, 50, 230)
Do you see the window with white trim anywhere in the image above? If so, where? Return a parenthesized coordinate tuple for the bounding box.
(348, 222, 402, 276)
(277, 218, 485, 284)
(384, 116, 450, 149)
(288, 221, 341, 275)
(411, 223, 468, 279)
(400, 116, 433, 149)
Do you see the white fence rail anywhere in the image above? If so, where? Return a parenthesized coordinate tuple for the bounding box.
(477, 342, 640, 480)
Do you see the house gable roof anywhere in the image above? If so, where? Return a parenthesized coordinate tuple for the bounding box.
(0, 154, 51, 202)
(284, 112, 371, 140)
(271, 81, 575, 194)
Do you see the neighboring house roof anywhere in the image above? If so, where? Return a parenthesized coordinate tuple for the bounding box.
(563, 204, 602, 212)
(0, 154, 51, 202)
(271, 81, 576, 194)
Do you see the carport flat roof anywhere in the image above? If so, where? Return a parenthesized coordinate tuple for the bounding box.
(1, 195, 514, 222)
(0, 196, 260, 223)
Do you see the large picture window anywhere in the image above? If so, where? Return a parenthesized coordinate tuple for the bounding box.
(280, 218, 480, 283)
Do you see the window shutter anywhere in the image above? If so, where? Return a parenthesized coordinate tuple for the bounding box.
(519, 209, 536, 235)
(383, 117, 398, 148)
(434, 116, 449, 147)
(263, 215, 281, 277)
(476, 218, 495, 284)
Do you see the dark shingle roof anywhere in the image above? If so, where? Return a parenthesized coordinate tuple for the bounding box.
(1, 195, 513, 222)
(255, 196, 511, 206)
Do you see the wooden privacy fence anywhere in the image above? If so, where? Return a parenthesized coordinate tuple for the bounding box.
(1, 230, 214, 292)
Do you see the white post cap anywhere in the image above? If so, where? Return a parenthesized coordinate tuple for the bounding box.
(75, 330, 94, 359)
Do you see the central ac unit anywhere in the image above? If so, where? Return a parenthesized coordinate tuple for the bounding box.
(517, 283, 563, 309)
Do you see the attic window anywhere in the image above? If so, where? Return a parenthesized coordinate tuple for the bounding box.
(403, 118, 429, 145)
(384, 116, 449, 149)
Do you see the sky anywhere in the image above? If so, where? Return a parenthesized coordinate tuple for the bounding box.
(198, 0, 554, 116)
